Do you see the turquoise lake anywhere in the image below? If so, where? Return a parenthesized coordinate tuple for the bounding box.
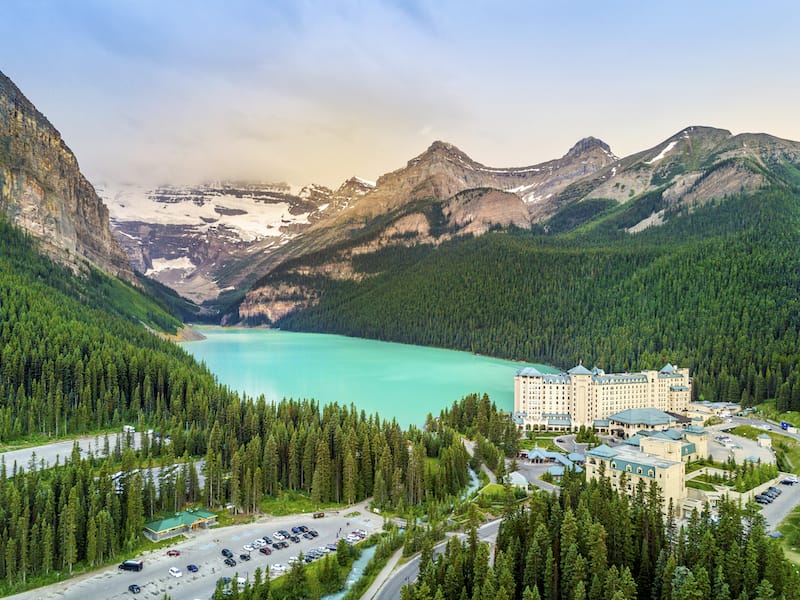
(183, 327, 558, 427)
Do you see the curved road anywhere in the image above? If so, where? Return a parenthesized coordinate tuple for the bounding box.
(372, 518, 502, 600)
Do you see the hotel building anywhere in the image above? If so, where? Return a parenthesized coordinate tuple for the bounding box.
(513, 363, 691, 432)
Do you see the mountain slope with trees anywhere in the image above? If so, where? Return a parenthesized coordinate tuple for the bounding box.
(274, 186, 800, 405)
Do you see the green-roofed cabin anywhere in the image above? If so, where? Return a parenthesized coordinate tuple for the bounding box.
(143, 509, 217, 542)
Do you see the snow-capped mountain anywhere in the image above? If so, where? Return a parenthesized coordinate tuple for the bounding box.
(99, 180, 363, 302)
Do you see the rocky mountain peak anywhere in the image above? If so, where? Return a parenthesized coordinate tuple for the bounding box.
(564, 136, 615, 159)
(408, 140, 475, 167)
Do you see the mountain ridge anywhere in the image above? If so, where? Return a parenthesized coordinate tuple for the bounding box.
(0, 69, 134, 282)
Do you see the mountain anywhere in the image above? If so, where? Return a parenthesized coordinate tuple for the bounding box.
(236, 127, 800, 324)
(0, 70, 133, 281)
(100, 180, 355, 302)
(236, 126, 800, 408)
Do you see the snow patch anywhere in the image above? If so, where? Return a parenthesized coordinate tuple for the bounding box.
(507, 183, 536, 194)
(146, 257, 195, 275)
(354, 176, 376, 187)
(645, 140, 678, 165)
(102, 184, 312, 243)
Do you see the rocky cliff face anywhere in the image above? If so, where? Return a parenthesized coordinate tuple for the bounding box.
(0, 70, 133, 281)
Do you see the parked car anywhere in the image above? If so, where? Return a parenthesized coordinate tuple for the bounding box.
(781, 479, 796, 485)
(243, 544, 255, 553)
(259, 547, 272, 555)
(221, 548, 233, 558)
(166, 550, 181, 557)
(289, 535, 301, 543)
(128, 584, 141, 594)
(168, 567, 182, 578)
(187, 564, 199, 573)
(272, 542, 282, 550)
(224, 557, 237, 567)
(262, 536, 273, 544)
(298, 525, 309, 533)
(754, 496, 769, 505)
(239, 553, 251, 562)
(253, 538, 266, 548)
(291, 526, 302, 534)
(308, 529, 319, 537)
(303, 532, 314, 539)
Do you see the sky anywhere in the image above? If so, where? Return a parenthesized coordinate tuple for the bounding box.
(1, 0, 799, 189)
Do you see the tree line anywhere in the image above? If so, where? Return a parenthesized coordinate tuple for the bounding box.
(275, 188, 800, 408)
(402, 471, 798, 600)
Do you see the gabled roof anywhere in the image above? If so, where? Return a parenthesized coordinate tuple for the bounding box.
(587, 444, 618, 459)
(623, 435, 643, 447)
(547, 465, 565, 476)
(660, 363, 676, 373)
(517, 366, 543, 377)
(568, 452, 585, 463)
(758, 433, 771, 439)
(684, 425, 706, 435)
(593, 419, 610, 427)
(609, 408, 674, 426)
(568, 364, 592, 376)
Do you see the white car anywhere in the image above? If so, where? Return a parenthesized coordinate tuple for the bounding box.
(273, 532, 285, 540)
(252, 539, 266, 548)
(271, 563, 287, 573)
(168, 567, 183, 578)
(288, 556, 299, 564)
(243, 544, 255, 553)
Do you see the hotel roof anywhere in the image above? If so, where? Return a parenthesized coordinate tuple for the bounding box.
(609, 408, 674, 426)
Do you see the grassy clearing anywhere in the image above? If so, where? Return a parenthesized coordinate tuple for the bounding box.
(686, 479, 716, 492)
(520, 437, 561, 452)
(259, 490, 345, 517)
(778, 505, 800, 564)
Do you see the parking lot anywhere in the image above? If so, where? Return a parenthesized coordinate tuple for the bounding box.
(7, 502, 380, 600)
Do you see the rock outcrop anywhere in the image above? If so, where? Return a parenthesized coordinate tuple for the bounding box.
(0, 70, 133, 281)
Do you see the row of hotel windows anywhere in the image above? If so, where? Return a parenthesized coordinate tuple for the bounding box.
(588, 458, 655, 477)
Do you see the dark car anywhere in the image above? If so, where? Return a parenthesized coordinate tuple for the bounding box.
(259, 547, 272, 555)
(326, 543, 338, 551)
(291, 526, 302, 534)
(187, 564, 199, 573)
(219, 576, 232, 585)
(239, 553, 251, 562)
(289, 535, 300, 543)
(272, 542, 282, 550)
(221, 548, 233, 558)
(224, 557, 237, 567)
(281, 541, 290, 548)
(303, 532, 313, 539)
(309, 530, 319, 537)
(166, 549, 180, 557)
(128, 584, 141, 594)
(298, 525, 309, 533)
(262, 536, 273, 544)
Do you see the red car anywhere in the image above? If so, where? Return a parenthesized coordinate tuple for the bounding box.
(166, 550, 181, 557)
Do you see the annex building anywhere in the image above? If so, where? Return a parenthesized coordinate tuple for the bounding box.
(513, 363, 691, 432)
(143, 508, 217, 542)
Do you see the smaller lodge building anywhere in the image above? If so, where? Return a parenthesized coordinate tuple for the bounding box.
(144, 508, 217, 542)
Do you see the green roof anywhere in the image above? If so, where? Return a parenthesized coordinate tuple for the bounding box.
(145, 509, 216, 534)
(587, 444, 618, 459)
(609, 408, 674, 426)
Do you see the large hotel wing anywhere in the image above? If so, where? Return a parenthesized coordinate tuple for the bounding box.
(514, 363, 691, 432)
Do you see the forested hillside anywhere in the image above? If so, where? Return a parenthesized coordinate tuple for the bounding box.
(275, 187, 800, 405)
(402, 475, 797, 600)
(0, 216, 470, 592)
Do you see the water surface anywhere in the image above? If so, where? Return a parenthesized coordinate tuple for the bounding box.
(184, 328, 558, 427)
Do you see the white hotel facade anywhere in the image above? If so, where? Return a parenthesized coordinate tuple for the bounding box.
(513, 363, 691, 432)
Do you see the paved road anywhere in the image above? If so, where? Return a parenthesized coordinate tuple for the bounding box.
(372, 518, 501, 600)
(7, 502, 380, 600)
(0, 431, 151, 470)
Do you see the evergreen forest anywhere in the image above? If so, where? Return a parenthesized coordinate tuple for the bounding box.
(402, 474, 798, 600)
(274, 187, 800, 407)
